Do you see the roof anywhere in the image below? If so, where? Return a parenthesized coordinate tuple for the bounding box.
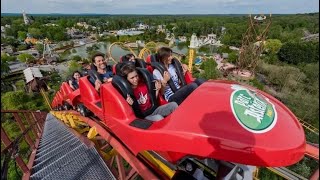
(23, 67, 43, 83)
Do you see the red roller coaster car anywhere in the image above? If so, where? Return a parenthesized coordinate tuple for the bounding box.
(51, 62, 306, 177)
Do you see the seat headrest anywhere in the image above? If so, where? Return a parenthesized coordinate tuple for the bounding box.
(151, 54, 158, 62)
(151, 62, 178, 92)
(135, 58, 147, 68)
(111, 68, 158, 118)
(88, 69, 103, 83)
(111, 75, 144, 118)
(172, 58, 187, 86)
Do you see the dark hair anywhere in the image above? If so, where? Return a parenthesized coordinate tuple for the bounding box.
(120, 63, 136, 79)
(91, 52, 105, 63)
(157, 47, 172, 63)
(122, 53, 134, 62)
(72, 71, 82, 77)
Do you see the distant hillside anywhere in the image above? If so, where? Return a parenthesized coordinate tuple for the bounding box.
(1, 12, 318, 17)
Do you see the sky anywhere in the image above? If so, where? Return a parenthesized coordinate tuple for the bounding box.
(1, 0, 319, 14)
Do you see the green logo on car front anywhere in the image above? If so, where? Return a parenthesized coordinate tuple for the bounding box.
(230, 85, 277, 133)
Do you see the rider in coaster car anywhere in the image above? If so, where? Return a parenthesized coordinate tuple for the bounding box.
(89, 52, 113, 91)
(115, 53, 147, 75)
(153, 47, 202, 105)
(68, 70, 82, 90)
(120, 63, 178, 121)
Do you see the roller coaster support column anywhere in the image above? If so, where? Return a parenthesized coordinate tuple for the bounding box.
(188, 48, 196, 71)
(188, 33, 199, 71)
(40, 88, 52, 110)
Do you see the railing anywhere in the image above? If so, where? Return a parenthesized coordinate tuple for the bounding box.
(1, 110, 47, 180)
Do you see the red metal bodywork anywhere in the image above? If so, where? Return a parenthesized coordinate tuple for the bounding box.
(55, 90, 64, 107)
(100, 80, 306, 167)
(51, 71, 306, 167)
(60, 82, 73, 105)
(78, 76, 103, 119)
(68, 89, 81, 107)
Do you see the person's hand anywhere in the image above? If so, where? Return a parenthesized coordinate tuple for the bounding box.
(95, 79, 102, 91)
(163, 71, 171, 82)
(182, 64, 189, 75)
(154, 80, 161, 92)
(126, 94, 134, 105)
(107, 77, 113, 83)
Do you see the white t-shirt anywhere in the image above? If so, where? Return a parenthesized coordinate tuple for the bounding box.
(153, 64, 180, 101)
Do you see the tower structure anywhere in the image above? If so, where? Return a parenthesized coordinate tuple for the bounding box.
(236, 14, 272, 74)
(22, 10, 32, 25)
(188, 33, 199, 71)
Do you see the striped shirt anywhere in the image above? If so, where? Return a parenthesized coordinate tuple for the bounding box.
(153, 64, 180, 101)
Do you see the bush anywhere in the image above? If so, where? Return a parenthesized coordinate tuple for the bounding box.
(198, 59, 220, 79)
(278, 41, 319, 65)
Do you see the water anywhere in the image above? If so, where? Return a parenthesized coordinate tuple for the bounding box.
(68, 42, 189, 64)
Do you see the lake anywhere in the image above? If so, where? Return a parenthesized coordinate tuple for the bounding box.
(68, 42, 190, 64)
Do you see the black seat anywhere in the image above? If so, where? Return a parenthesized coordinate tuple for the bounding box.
(151, 58, 187, 92)
(111, 67, 158, 119)
(88, 64, 113, 86)
(114, 58, 147, 76)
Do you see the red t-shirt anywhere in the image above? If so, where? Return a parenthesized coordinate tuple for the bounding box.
(133, 82, 151, 112)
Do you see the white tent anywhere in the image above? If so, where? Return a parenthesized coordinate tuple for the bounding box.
(23, 67, 43, 84)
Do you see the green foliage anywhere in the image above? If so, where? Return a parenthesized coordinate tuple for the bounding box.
(287, 157, 315, 178)
(1, 54, 16, 62)
(278, 41, 319, 65)
(64, 60, 82, 79)
(217, 45, 233, 54)
(227, 51, 238, 64)
(258, 168, 284, 180)
(1, 37, 20, 47)
(17, 53, 35, 63)
(256, 61, 319, 143)
(198, 46, 210, 54)
(15, 80, 26, 91)
(17, 31, 27, 40)
(1, 91, 49, 111)
(46, 71, 62, 91)
(1, 59, 10, 77)
(71, 55, 82, 61)
(263, 54, 279, 64)
(249, 78, 264, 90)
(1, 91, 31, 110)
(198, 59, 220, 79)
(265, 39, 282, 54)
(35, 43, 44, 54)
(28, 27, 42, 38)
(17, 44, 28, 51)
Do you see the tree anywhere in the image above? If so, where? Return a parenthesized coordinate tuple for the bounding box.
(278, 41, 319, 65)
(199, 59, 220, 79)
(17, 53, 35, 63)
(1, 91, 30, 110)
(17, 44, 28, 51)
(1, 60, 10, 78)
(28, 28, 42, 38)
(17, 31, 27, 41)
(1, 54, 16, 62)
(71, 55, 82, 61)
(35, 43, 44, 54)
(265, 39, 282, 54)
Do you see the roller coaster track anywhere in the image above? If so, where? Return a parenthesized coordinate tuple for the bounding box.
(50, 110, 174, 179)
(267, 167, 308, 180)
(108, 41, 184, 62)
(1, 108, 319, 179)
(108, 42, 138, 63)
(298, 118, 319, 135)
